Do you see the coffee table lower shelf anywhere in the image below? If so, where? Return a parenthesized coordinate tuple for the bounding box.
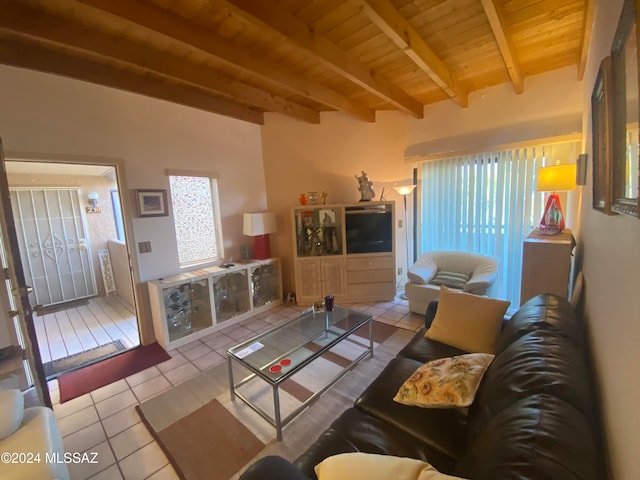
(227, 320, 373, 440)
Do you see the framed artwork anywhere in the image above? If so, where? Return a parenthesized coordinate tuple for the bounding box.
(591, 56, 615, 214)
(136, 189, 168, 217)
(611, 0, 640, 217)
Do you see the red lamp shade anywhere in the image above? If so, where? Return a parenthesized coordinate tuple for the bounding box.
(243, 212, 277, 259)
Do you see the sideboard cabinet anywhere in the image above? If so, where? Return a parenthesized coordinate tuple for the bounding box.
(520, 229, 575, 305)
(291, 202, 395, 305)
(148, 258, 281, 349)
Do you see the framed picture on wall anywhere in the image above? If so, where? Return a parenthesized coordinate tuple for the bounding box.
(136, 189, 168, 217)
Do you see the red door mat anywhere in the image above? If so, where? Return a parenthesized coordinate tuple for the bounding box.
(58, 343, 171, 403)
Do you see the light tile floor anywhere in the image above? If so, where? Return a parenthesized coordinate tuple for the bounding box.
(50, 295, 422, 480)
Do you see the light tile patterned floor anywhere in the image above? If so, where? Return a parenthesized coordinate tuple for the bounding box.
(51, 295, 421, 480)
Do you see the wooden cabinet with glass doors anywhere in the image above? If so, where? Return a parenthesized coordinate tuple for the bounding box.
(148, 258, 281, 349)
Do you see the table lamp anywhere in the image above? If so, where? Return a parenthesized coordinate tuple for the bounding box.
(535, 163, 576, 235)
(243, 212, 277, 259)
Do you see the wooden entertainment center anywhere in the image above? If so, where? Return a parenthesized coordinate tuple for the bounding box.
(291, 201, 396, 305)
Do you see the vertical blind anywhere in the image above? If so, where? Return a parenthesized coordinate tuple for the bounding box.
(418, 141, 578, 306)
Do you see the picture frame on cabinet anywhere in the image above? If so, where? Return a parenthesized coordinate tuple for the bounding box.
(136, 189, 168, 217)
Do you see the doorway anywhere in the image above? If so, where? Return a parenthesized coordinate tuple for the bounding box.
(5, 161, 140, 380)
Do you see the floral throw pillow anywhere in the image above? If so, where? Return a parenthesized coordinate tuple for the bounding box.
(393, 353, 495, 408)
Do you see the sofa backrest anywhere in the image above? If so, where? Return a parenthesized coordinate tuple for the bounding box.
(457, 294, 608, 480)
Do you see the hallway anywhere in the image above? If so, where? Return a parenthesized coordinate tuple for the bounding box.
(34, 296, 139, 367)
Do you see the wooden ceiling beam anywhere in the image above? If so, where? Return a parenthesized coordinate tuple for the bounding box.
(78, 0, 375, 122)
(577, 0, 595, 81)
(0, 36, 264, 125)
(0, 2, 320, 124)
(356, 0, 468, 108)
(480, 0, 524, 94)
(222, 0, 424, 118)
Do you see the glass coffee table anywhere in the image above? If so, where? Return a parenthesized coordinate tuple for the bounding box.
(227, 305, 373, 440)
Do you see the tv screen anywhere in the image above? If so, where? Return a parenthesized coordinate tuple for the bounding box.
(345, 210, 392, 254)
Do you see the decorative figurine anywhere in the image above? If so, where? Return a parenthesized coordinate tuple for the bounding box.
(355, 170, 375, 202)
(321, 191, 328, 204)
(299, 193, 307, 205)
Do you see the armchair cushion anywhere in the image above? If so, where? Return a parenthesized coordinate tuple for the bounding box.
(0, 389, 23, 440)
(430, 271, 470, 290)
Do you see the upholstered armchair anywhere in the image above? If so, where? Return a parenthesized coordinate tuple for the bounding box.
(0, 389, 69, 480)
(405, 251, 500, 314)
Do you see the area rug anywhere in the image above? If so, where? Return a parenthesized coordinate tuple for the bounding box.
(136, 321, 414, 480)
(137, 399, 264, 480)
(58, 342, 171, 403)
(43, 340, 126, 379)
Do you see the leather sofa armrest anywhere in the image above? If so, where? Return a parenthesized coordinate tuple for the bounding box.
(425, 300, 439, 328)
(239, 456, 311, 480)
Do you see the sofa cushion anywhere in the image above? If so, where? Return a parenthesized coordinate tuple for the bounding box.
(355, 358, 467, 461)
(315, 453, 465, 480)
(425, 287, 510, 354)
(0, 389, 23, 440)
(393, 353, 494, 408)
(455, 394, 603, 480)
(495, 294, 581, 353)
(397, 328, 469, 363)
(465, 329, 597, 441)
(294, 408, 458, 480)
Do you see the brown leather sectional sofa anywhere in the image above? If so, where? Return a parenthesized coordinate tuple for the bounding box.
(240, 294, 609, 480)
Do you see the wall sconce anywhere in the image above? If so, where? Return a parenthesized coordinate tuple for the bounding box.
(86, 192, 101, 213)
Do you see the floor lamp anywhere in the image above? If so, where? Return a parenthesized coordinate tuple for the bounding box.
(394, 185, 416, 300)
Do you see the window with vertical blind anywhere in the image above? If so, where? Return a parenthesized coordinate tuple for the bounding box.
(418, 141, 579, 306)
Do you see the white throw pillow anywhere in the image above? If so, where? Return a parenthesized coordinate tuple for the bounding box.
(0, 389, 24, 440)
(315, 452, 467, 480)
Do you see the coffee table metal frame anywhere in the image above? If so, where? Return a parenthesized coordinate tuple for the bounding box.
(227, 306, 373, 440)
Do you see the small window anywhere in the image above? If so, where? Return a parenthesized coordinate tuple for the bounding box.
(168, 175, 224, 267)
(110, 190, 126, 242)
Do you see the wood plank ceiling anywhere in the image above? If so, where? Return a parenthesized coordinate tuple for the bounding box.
(0, 0, 592, 125)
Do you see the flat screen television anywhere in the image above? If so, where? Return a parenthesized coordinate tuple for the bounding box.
(345, 207, 392, 254)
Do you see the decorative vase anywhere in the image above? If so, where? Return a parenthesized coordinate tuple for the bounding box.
(299, 193, 307, 205)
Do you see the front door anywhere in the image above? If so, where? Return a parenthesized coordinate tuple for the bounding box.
(10, 187, 97, 307)
(0, 138, 50, 406)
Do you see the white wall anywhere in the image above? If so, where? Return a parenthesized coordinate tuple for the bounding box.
(261, 111, 412, 293)
(579, 1, 640, 478)
(408, 65, 584, 148)
(0, 65, 267, 341)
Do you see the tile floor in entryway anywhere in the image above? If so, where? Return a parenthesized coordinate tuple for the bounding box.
(51, 295, 422, 480)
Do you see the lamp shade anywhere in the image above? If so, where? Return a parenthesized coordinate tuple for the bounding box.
(393, 185, 416, 196)
(243, 212, 277, 236)
(536, 164, 577, 192)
